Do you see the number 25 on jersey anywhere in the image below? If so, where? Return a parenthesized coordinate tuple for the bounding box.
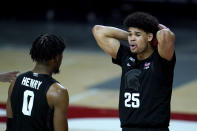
(124, 92, 140, 108)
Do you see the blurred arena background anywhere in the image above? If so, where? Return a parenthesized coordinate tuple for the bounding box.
(0, 0, 197, 130)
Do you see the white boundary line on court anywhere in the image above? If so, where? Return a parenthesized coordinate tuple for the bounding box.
(68, 118, 197, 131)
(0, 109, 6, 116)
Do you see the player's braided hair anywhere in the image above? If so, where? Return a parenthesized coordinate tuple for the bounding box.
(30, 34, 66, 62)
(123, 12, 159, 38)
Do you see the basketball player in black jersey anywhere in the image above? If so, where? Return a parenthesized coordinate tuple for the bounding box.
(92, 12, 175, 131)
(0, 71, 19, 82)
(6, 34, 68, 131)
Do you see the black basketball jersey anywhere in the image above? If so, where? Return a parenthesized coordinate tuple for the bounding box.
(112, 45, 176, 128)
(10, 71, 57, 131)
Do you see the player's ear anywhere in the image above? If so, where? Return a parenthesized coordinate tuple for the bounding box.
(54, 54, 63, 64)
(49, 56, 58, 65)
(50, 54, 62, 65)
(57, 54, 63, 61)
(49, 58, 55, 66)
(52, 55, 59, 64)
(147, 33, 153, 42)
(150, 24, 162, 49)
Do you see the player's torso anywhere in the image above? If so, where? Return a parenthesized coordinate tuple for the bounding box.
(119, 51, 173, 128)
(11, 71, 55, 131)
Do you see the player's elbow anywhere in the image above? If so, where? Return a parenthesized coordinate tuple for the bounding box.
(92, 25, 104, 36)
(171, 32, 175, 41)
(92, 25, 101, 32)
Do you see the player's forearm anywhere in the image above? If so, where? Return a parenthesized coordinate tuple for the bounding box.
(157, 24, 175, 61)
(0, 74, 9, 82)
(92, 25, 128, 41)
(0, 71, 19, 82)
(0, 75, 3, 81)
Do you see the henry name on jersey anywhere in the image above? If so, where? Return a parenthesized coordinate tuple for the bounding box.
(21, 77, 42, 90)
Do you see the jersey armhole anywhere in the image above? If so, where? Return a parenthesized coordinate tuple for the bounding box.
(156, 50, 176, 72)
(112, 44, 130, 66)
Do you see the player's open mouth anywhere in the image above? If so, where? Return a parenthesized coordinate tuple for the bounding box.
(130, 44, 137, 50)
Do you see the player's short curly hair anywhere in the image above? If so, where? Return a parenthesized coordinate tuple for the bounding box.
(123, 12, 159, 37)
(30, 34, 66, 62)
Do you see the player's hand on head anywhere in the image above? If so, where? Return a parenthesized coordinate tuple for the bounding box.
(158, 24, 171, 32)
(158, 24, 168, 30)
(157, 24, 174, 39)
(156, 24, 175, 61)
(157, 23, 173, 36)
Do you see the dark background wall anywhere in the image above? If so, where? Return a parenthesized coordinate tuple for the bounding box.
(0, 0, 196, 51)
(0, 0, 197, 23)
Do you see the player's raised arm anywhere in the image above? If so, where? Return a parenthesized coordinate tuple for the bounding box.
(47, 83, 69, 131)
(157, 24, 175, 61)
(92, 25, 128, 59)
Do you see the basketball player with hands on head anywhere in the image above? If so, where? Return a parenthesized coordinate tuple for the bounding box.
(6, 34, 69, 131)
(92, 12, 176, 131)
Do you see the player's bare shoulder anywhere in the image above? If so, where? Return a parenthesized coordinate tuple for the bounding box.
(47, 82, 69, 108)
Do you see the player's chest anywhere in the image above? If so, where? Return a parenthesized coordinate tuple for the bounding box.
(122, 56, 153, 73)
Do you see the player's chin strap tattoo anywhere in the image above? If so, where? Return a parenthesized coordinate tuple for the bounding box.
(5, 118, 13, 131)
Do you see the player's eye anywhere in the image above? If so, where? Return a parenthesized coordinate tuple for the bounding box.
(136, 33, 141, 37)
(128, 33, 132, 36)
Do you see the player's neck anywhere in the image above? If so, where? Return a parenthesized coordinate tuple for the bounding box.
(137, 46, 154, 61)
(32, 63, 52, 76)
